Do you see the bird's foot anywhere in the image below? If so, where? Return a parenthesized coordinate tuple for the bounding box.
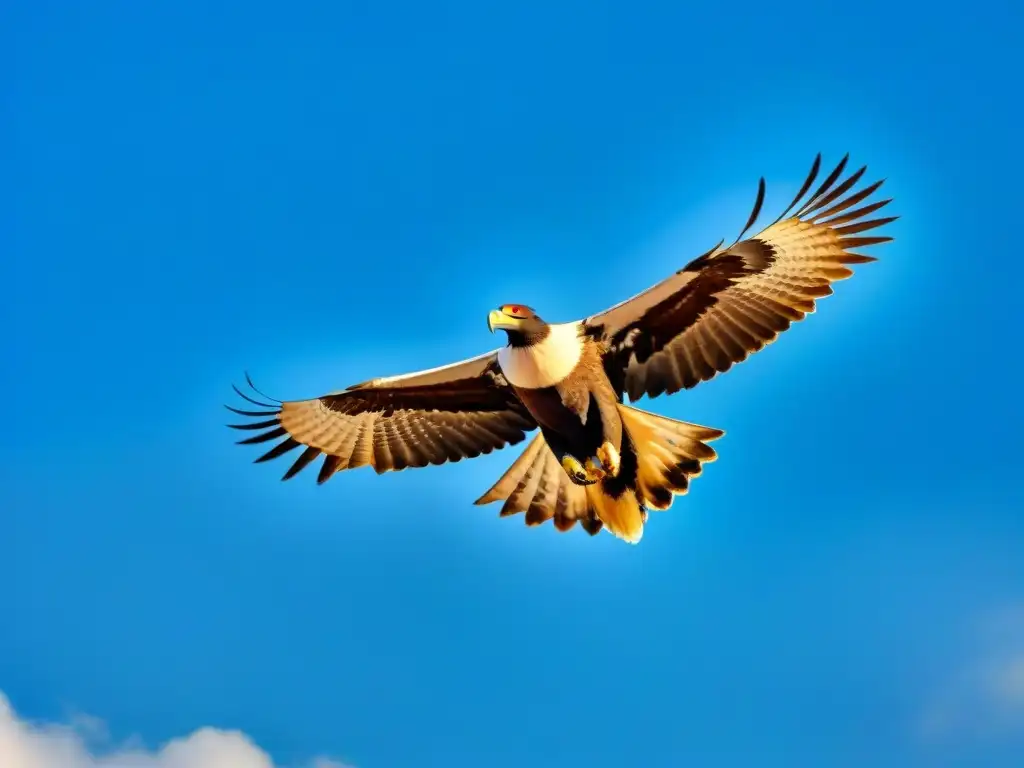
(561, 455, 599, 485)
(597, 441, 621, 477)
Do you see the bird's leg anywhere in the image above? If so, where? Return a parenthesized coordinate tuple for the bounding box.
(590, 392, 623, 480)
(560, 454, 599, 486)
(596, 441, 621, 478)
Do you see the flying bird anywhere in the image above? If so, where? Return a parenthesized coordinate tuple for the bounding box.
(228, 154, 895, 543)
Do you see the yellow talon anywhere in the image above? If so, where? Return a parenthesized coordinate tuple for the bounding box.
(597, 441, 621, 477)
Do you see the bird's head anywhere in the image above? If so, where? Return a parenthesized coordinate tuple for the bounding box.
(487, 304, 549, 347)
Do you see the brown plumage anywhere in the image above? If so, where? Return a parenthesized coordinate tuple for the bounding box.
(228, 154, 895, 544)
(229, 356, 535, 478)
(586, 153, 895, 401)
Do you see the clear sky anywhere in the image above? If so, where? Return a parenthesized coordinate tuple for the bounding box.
(2, 1, 1022, 767)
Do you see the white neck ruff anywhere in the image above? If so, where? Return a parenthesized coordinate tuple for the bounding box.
(497, 322, 584, 389)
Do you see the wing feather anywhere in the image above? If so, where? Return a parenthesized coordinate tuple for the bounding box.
(584, 154, 896, 401)
(227, 351, 537, 482)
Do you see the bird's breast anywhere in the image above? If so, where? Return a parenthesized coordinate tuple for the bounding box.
(497, 322, 584, 389)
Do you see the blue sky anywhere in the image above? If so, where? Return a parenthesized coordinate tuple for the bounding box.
(2, 1, 1022, 766)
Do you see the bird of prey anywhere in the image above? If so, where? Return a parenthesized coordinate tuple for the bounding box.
(228, 154, 895, 544)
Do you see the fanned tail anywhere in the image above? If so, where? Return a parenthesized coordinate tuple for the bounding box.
(590, 404, 723, 543)
(473, 433, 604, 536)
(474, 405, 723, 544)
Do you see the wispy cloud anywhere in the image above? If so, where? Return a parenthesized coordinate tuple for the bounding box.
(0, 692, 352, 768)
(919, 605, 1024, 742)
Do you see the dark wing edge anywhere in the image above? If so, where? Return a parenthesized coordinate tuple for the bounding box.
(585, 153, 897, 401)
(226, 352, 537, 484)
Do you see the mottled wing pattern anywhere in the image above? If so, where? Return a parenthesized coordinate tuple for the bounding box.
(228, 352, 537, 483)
(585, 154, 896, 402)
(474, 433, 604, 536)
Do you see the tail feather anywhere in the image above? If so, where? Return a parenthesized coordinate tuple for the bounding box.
(473, 405, 723, 544)
(584, 482, 647, 544)
(617, 403, 724, 515)
(473, 433, 601, 534)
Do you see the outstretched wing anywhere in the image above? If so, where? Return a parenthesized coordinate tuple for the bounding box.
(585, 154, 896, 402)
(227, 351, 537, 483)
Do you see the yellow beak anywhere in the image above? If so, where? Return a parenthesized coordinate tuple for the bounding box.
(488, 309, 520, 333)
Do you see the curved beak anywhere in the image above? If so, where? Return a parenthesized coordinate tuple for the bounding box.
(488, 309, 516, 333)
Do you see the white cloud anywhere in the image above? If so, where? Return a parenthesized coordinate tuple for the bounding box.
(0, 692, 353, 768)
(919, 605, 1024, 742)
